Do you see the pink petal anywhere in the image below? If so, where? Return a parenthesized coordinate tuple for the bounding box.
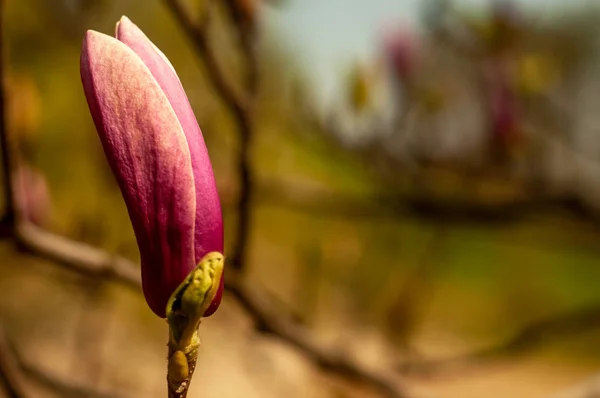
(116, 16, 223, 263)
(81, 30, 196, 318)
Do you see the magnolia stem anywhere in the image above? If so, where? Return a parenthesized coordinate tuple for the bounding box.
(166, 331, 200, 398)
(165, 252, 224, 398)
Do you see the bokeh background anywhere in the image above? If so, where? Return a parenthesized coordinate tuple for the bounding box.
(2, 0, 600, 397)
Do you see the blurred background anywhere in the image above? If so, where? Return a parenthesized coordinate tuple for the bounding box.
(2, 0, 600, 397)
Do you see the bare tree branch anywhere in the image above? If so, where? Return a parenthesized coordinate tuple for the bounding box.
(21, 360, 122, 398)
(163, 0, 258, 273)
(0, 8, 29, 398)
(0, 323, 121, 398)
(0, 0, 17, 229)
(15, 222, 140, 289)
(228, 111, 255, 273)
(0, 326, 30, 398)
(218, 0, 259, 273)
(397, 303, 600, 377)
(226, 275, 408, 398)
(4, 220, 409, 397)
(254, 178, 600, 226)
(162, 0, 248, 117)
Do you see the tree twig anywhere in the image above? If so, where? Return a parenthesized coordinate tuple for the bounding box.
(226, 273, 408, 398)
(21, 361, 122, 398)
(0, 0, 16, 229)
(0, 326, 30, 398)
(15, 222, 140, 289)
(229, 109, 255, 272)
(397, 303, 600, 377)
(162, 0, 247, 117)
(0, 322, 121, 398)
(163, 0, 258, 273)
(5, 220, 409, 397)
(219, 0, 259, 273)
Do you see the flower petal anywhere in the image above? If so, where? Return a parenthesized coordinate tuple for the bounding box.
(116, 16, 223, 263)
(81, 30, 196, 318)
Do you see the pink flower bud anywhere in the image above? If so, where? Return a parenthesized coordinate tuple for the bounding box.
(80, 17, 223, 318)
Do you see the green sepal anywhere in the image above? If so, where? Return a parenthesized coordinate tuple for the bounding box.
(166, 252, 225, 349)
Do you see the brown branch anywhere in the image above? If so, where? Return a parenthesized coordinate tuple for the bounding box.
(0, 326, 30, 398)
(253, 179, 596, 225)
(0, 323, 119, 398)
(0, 0, 16, 229)
(224, 273, 408, 398)
(9, 195, 600, 395)
(397, 303, 600, 377)
(164, 0, 258, 273)
(15, 222, 140, 289)
(0, 323, 120, 398)
(223, 0, 258, 273)
(21, 361, 121, 398)
(222, 0, 260, 92)
(1, 221, 408, 397)
(229, 111, 255, 273)
(226, 38, 256, 275)
(208, 0, 259, 274)
(162, 0, 247, 117)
